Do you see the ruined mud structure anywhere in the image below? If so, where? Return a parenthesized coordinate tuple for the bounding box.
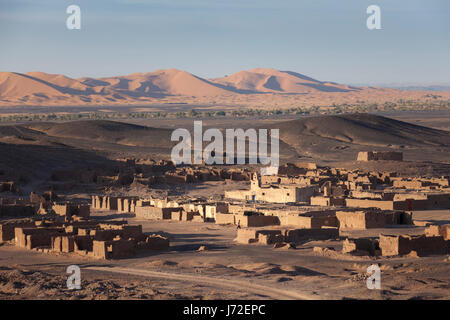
(0, 192, 169, 259)
(1, 151, 449, 260)
(86, 152, 448, 258)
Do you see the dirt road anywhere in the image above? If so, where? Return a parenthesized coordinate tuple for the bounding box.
(86, 266, 315, 300)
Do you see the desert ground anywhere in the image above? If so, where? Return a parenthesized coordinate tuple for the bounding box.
(0, 198, 449, 300)
(0, 110, 449, 300)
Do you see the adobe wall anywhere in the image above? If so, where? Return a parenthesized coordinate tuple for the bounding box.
(135, 206, 181, 220)
(342, 238, 379, 256)
(10, 218, 168, 259)
(310, 196, 345, 206)
(93, 239, 136, 259)
(425, 224, 450, 240)
(357, 151, 403, 161)
(171, 211, 182, 221)
(52, 235, 75, 253)
(427, 194, 450, 209)
(224, 190, 251, 201)
(0, 220, 35, 242)
(235, 229, 282, 244)
(181, 211, 195, 221)
(285, 215, 338, 229)
(235, 215, 280, 227)
(283, 227, 339, 243)
(0, 204, 35, 218)
(294, 186, 318, 203)
(215, 213, 236, 225)
(336, 210, 386, 229)
(136, 235, 170, 251)
(379, 234, 448, 256)
(15, 227, 65, 249)
(344, 198, 408, 210)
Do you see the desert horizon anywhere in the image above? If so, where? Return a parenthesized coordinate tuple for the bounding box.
(1, 68, 449, 110)
(0, 0, 449, 313)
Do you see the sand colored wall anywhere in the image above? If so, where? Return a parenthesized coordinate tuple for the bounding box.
(310, 196, 345, 206)
(357, 151, 403, 161)
(425, 224, 450, 240)
(379, 234, 447, 256)
(336, 210, 386, 229)
(0, 220, 35, 241)
(235, 229, 282, 244)
(15, 227, 64, 249)
(93, 239, 136, 259)
(0, 204, 35, 218)
(234, 215, 279, 227)
(52, 235, 75, 253)
(285, 215, 338, 228)
(215, 213, 236, 225)
(283, 227, 339, 243)
(135, 206, 181, 220)
(344, 198, 409, 210)
(224, 190, 250, 201)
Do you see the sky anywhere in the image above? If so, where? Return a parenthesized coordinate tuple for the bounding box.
(1, 0, 449, 85)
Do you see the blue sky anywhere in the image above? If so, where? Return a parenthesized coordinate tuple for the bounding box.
(1, 0, 449, 85)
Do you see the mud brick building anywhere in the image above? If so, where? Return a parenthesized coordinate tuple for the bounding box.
(8, 218, 169, 259)
(379, 234, 448, 256)
(357, 151, 403, 161)
(52, 203, 90, 219)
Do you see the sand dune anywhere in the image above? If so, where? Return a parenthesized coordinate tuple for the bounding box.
(0, 72, 66, 98)
(211, 68, 358, 93)
(25, 72, 90, 92)
(87, 69, 231, 97)
(2, 68, 446, 107)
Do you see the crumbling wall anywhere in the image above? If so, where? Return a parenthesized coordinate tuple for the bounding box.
(283, 227, 339, 243)
(285, 215, 338, 228)
(135, 206, 181, 220)
(357, 151, 403, 161)
(336, 210, 386, 229)
(93, 239, 136, 259)
(215, 213, 235, 225)
(0, 219, 35, 241)
(425, 224, 450, 240)
(379, 234, 447, 256)
(235, 214, 280, 227)
(235, 227, 338, 245)
(0, 204, 35, 218)
(15, 227, 65, 249)
(342, 238, 380, 256)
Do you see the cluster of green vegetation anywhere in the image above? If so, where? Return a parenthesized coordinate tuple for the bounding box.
(1, 99, 449, 123)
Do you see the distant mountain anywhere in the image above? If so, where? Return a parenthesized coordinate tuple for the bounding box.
(386, 85, 450, 92)
(351, 82, 450, 92)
